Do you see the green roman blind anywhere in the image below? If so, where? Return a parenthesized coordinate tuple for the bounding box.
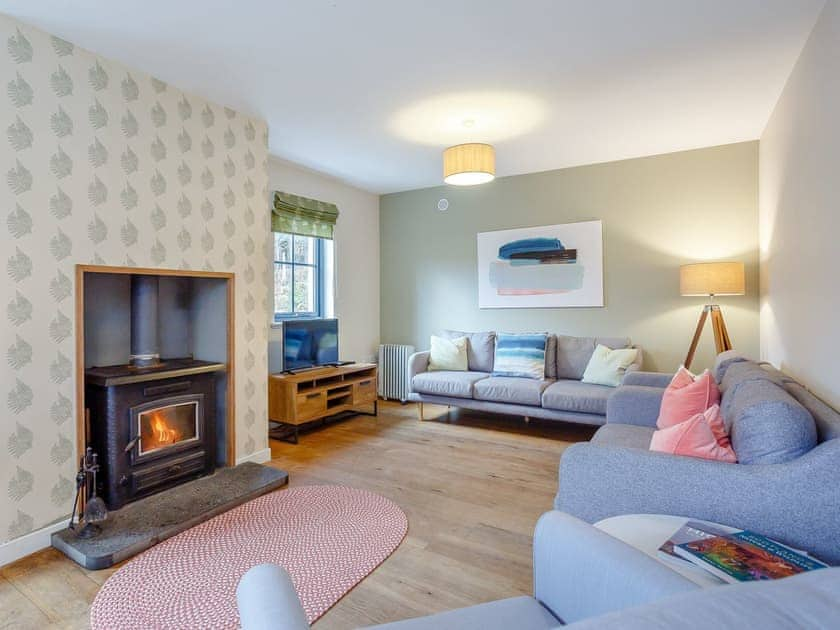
(272, 191, 339, 239)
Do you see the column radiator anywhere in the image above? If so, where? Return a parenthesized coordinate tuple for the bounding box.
(377, 344, 415, 403)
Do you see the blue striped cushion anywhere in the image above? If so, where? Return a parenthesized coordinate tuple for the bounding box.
(492, 333, 547, 380)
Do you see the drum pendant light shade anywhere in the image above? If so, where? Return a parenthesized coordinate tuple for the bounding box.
(443, 143, 495, 186)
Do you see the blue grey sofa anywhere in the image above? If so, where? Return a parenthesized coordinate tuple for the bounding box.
(236, 510, 840, 629)
(556, 353, 840, 565)
(407, 331, 641, 426)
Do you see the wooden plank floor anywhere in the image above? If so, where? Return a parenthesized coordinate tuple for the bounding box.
(0, 401, 594, 629)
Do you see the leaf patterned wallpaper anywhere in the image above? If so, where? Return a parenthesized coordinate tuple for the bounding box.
(0, 15, 271, 544)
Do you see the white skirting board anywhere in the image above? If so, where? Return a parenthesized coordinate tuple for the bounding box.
(1, 450, 273, 568)
(0, 519, 68, 568)
(235, 447, 272, 465)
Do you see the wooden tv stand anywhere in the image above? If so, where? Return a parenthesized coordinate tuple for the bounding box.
(268, 363, 377, 443)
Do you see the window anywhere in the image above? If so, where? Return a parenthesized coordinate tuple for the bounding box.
(273, 233, 333, 321)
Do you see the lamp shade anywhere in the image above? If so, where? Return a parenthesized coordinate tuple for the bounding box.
(443, 143, 495, 186)
(680, 262, 745, 296)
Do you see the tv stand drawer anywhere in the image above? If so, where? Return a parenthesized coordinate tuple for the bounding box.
(296, 390, 327, 421)
(353, 378, 376, 404)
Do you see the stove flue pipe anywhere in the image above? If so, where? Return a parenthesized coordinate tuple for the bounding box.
(129, 275, 160, 367)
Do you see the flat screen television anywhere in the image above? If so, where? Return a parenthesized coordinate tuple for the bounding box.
(282, 318, 339, 370)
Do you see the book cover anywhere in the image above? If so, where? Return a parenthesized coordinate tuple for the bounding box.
(675, 530, 828, 583)
(658, 520, 734, 560)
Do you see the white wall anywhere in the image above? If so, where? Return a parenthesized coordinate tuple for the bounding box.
(760, 0, 840, 409)
(268, 158, 380, 363)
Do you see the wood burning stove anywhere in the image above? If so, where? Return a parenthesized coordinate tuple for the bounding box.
(86, 360, 224, 509)
(84, 275, 226, 510)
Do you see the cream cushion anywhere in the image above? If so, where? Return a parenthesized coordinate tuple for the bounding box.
(428, 335, 468, 372)
(581, 344, 639, 387)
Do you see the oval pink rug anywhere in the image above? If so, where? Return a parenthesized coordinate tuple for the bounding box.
(90, 485, 408, 629)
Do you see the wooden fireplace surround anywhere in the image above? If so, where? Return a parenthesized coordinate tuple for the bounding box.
(75, 265, 236, 468)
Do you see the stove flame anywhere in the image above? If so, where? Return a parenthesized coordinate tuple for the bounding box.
(152, 413, 179, 443)
(142, 411, 183, 451)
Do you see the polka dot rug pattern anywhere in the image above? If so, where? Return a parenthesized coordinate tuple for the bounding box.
(89, 485, 408, 629)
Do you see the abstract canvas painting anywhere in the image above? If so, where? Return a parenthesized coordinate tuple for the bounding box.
(477, 220, 603, 308)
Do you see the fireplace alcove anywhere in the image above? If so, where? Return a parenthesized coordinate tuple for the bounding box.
(77, 265, 234, 510)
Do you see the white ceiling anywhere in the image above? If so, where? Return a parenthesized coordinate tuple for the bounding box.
(1, 0, 824, 193)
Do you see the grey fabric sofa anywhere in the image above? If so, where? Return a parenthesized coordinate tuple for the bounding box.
(556, 353, 840, 565)
(407, 332, 641, 426)
(236, 510, 840, 629)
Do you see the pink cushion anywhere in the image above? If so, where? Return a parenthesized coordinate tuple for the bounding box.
(705, 404, 732, 448)
(650, 405, 737, 463)
(656, 367, 721, 429)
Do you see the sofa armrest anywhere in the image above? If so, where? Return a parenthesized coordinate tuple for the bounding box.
(606, 385, 664, 427)
(407, 351, 430, 392)
(566, 568, 840, 630)
(621, 371, 671, 388)
(555, 440, 840, 565)
(533, 511, 698, 623)
(237, 564, 310, 630)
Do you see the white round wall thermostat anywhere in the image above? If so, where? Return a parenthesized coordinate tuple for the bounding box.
(437, 198, 449, 212)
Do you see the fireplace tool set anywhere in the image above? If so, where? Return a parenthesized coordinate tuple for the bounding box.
(69, 447, 109, 538)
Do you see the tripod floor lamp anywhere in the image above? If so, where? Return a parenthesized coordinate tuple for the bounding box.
(680, 262, 745, 370)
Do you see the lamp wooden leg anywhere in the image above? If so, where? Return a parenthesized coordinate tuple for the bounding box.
(683, 306, 710, 370)
(710, 306, 733, 354)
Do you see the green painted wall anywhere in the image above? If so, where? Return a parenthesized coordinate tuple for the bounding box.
(380, 142, 759, 372)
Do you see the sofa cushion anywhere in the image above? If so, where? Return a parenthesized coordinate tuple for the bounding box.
(493, 333, 547, 380)
(428, 335, 468, 372)
(720, 360, 785, 395)
(412, 371, 489, 399)
(581, 345, 640, 387)
(720, 361, 790, 420)
(555, 336, 596, 380)
(556, 336, 631, 380)
(657, 368, 720, 429)
(650, 406, 737, 463)
(721, 374, 817, 465)
(596, 336, 632, 352)
(723, 360, 840, 443)
(542, 379, 614, 415)
(591, 423, 655, 449)
(567, 567, 840, 630)
(544, 334, 557, 379)
(474, 376, 553, 407)
(442, 330, 495, 373)
(713, 349, 749, 383)
(368, 595, 560, 630)
(785, 382, 840, 443)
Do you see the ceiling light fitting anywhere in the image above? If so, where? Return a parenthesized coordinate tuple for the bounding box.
(443, 143, 495, 186)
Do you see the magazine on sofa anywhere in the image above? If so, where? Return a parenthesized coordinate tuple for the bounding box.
(658, 520, 736, 563)
(674, 531, 829, 583)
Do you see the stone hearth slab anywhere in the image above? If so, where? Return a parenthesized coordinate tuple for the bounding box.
(52, 462, 289, 569)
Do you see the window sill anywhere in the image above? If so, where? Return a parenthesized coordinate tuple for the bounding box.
(272, 315, 323, 327)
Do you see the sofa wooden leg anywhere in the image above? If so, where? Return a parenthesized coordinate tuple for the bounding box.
(524, 416, 530, 424)
(418, 402, 424, 421)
